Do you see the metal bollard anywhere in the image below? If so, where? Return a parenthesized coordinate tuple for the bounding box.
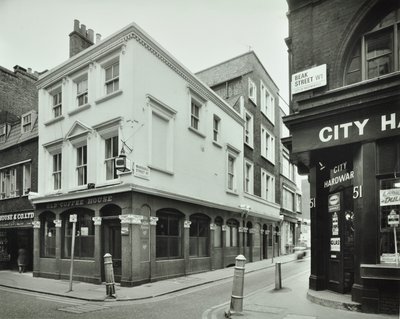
(104, 253, 116, 298)
(225, 255, 246, 318)
(275, 262, 282, 290)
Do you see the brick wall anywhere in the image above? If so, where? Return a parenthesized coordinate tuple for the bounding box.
(0, 66, 38, 117)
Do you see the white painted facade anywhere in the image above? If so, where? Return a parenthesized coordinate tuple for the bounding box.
(34, 23, 269, 216)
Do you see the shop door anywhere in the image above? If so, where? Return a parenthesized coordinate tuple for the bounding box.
(102, 219, 121, 283)
(327, 187, 354, 293)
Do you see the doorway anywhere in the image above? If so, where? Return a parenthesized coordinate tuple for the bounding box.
(6, 228, 33, 272)
(102, 217, 121, 283)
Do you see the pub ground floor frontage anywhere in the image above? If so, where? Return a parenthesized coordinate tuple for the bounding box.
(284, 93, 400, 314)
(32, 189, 281, 287)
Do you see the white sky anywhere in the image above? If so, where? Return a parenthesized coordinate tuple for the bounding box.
(0, 0, 289, 111)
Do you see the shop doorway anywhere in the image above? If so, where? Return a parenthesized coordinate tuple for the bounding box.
(327, 187, 355, 293)
(6, 228, 33, 272)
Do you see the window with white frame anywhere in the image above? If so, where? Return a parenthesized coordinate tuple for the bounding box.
(244, 111, 253, 147)
(296, 194, 302, 212)
(261, 169, 275, 202)
(282, 151, 294, 180)
(76, 145, 87, 186)
(260, 81, 275, 124)
(248, 78, 257, 104)
(244, 160, 254, 194)
(261, 125, 275, 164)
(213, 115, 220, 142)
(227, 154, 237, 192)
(0, 168, 17, 199)
(283, 187, 295, 212)
(191, 99, 201, 130)
(105, 61, 119, 94)
(52, 89, 62, 118)
(22, 163, 31, 195)
(22, 113, 32, 133)
(76, 77, 88, 106)
(105, 136, 118, 180)
(53, 153, 62, 190)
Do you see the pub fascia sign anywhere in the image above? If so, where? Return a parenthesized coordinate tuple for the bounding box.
(291, 64, 327, 95)
(45, 195, 113, 209)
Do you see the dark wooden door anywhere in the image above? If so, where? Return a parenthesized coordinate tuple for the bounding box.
(102, 219, 121, 283)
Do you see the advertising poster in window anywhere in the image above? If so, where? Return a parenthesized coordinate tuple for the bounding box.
(328, 193, 341, 212)
(380, 188, 400, 206)
(330, 237, 341, 252)
(332, 212, 339, 236)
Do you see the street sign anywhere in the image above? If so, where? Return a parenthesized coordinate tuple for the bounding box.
(69, 214, 77, 223)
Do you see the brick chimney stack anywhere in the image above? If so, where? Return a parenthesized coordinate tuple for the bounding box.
(69, 19, 96, 58)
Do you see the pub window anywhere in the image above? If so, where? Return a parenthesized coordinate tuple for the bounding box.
(379, 178, 400, 264)
(189, 214, 210, 257)
(214, 216, 223, 248)
(156, 210, 183, 259)
(40, 212, 56, 258)
(225, 219, 238, 247)
(62, 210, 94, 259)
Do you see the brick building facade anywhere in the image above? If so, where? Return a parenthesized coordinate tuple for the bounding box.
(284, 0, 400, 314)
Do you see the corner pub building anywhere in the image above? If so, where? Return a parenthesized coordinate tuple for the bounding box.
(284, 0, 400, 314)
(30, 21, 281, 287)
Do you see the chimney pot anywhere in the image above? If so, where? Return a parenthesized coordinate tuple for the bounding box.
(27, 68, 32, 73)
(81, 24, 86, 35)
(88, 29, 94, 42)
(74, 19, 80, 32)
(96, 33, 102, 43)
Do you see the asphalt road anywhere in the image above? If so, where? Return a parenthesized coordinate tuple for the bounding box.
(0, 259, 310, 319)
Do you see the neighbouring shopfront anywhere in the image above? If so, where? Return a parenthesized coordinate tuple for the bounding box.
(0, 211, 34, 271)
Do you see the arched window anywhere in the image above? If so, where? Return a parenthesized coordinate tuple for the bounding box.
(40, 212, 56, 258)
(214, 216, 223, 248)
(226, 219, 238, 247)
(61, 209, 94, 259)
(189, 214, 210, 257)
(345, 8, 400, 85)
(156, 210, 183, 259)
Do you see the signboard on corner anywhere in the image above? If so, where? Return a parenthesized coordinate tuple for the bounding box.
(291, 64, 327, 95)
(330, 237, 340, 252)
(134, 163, 150, 180)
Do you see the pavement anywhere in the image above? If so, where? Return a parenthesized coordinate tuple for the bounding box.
(0, 253, 397, 319)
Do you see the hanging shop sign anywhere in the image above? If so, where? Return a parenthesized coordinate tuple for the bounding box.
(323, 161, 354, 189)
(380, 189, 400, 206)
(292, 108, 400, 153)
(291, 64, 327, 95)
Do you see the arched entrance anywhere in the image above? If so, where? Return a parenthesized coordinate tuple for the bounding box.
(100, 204, 122, 282)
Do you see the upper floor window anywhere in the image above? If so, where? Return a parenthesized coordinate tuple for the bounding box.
(105, 62, 119, 94)
(213, 115, 220, 142)
(105, 136, 118, 180)
(22, 163, 31, 195)
(53, 153, 62, 190)
(282, 151, 294, 181)
(261, 125, 275, 164)
(0, 168, 17, 199)
(22, 113, 32, 133)
(244, 160, 254, 194)
(261, 169, 275, 202)
(345, 9, 400, 84)
(283, 187, 295, 212)
(244, 111, 253, 147)
(227, 154, 236, 192)
(76, 145, 87, 186)
(260, 81, 275, 124)
(248, 78, 257, 104)
(52, 90, 62, 118)
(191, 100, 200, 130)
(0, 125, 6, 143)
(76, 78, 88, 106)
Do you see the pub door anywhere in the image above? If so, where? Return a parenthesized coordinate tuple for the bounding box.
(327, 187, 355, 293)
(101, 218, 122, 283)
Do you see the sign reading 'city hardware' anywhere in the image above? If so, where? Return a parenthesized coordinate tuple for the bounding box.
(291, 64, 327, 94)
(292, 109, 400, 153)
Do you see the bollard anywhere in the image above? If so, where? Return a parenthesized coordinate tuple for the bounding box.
(103, 253, 116, 298)
(225, 255, 246, 318)
(275, 262, 282, 290)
